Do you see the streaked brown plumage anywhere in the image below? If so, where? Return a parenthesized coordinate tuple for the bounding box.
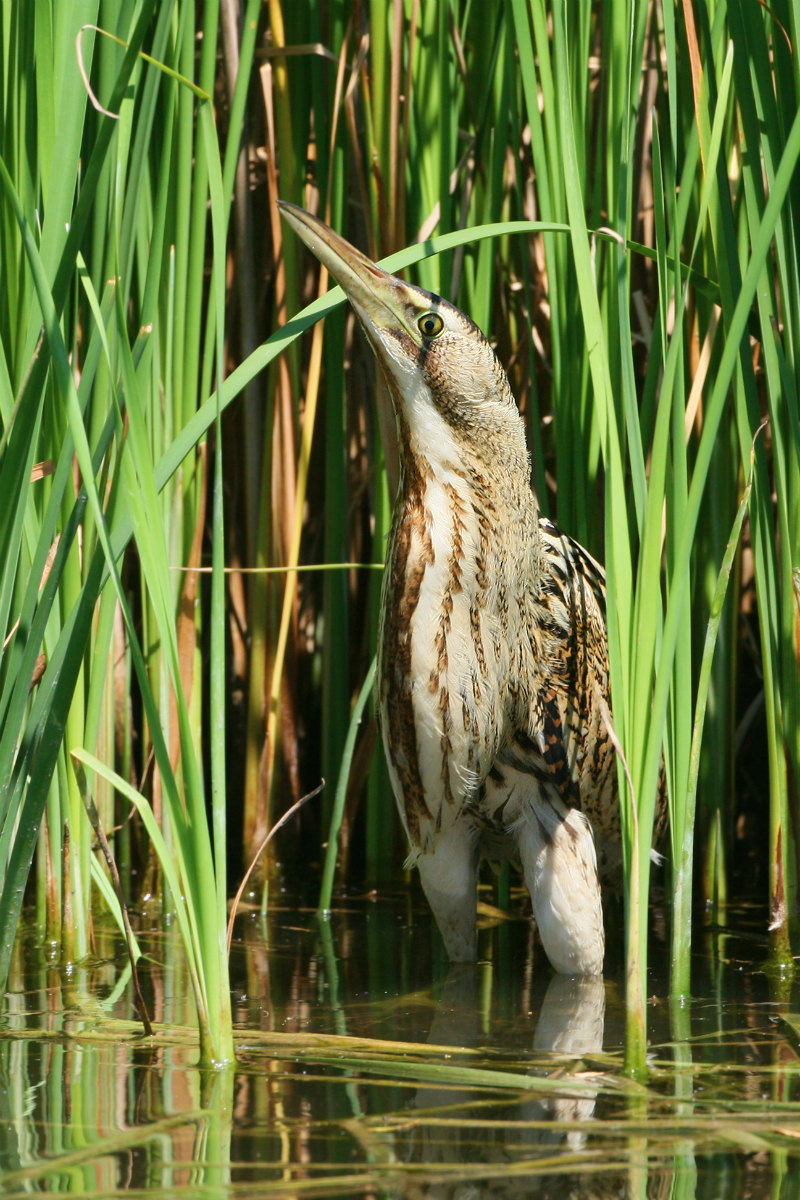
(279, 202, 648, 975)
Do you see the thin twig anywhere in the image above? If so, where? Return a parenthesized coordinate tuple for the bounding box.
(76, 23, 210, 121)
(227, 782, 323, 953)
(170, 561, 383, 574)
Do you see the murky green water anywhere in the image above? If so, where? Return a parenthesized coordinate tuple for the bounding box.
(1, 889, 799, 1198)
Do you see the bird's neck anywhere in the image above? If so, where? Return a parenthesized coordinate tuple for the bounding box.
(394, 431, 541, 553)
(386, 440, 543, 631)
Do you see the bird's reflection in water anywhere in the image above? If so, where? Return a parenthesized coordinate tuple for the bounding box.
(403, 966, 607, 1198)
(531, 974, 606, 1150)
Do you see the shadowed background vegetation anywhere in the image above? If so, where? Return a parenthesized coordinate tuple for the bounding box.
(0, 0, 798, 1067)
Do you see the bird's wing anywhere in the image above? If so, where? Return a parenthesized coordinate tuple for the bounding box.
(536, 517, 607, 625)
(499, 518, 618, 833)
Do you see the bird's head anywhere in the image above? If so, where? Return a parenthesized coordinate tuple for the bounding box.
(278, 203, 530, 487)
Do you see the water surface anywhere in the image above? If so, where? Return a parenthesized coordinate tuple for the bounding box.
(1, 889, 798, 1198)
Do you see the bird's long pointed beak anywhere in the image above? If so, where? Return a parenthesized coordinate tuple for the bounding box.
(277, 201, 415, 347)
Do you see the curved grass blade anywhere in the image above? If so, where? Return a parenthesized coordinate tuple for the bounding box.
(319, 657, 377, 914)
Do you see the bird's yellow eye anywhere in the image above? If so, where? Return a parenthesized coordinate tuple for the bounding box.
(417, 311, 444, 338)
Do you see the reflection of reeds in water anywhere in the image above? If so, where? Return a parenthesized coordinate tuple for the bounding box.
(1, 919, 799, 1199)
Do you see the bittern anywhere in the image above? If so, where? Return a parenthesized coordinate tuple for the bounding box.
(280, 203, 626, 975)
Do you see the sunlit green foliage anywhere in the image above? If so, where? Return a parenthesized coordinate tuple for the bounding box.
(0, 1, 797, 1070)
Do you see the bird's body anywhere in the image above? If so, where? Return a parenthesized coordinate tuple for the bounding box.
(280, 203, 634, 975)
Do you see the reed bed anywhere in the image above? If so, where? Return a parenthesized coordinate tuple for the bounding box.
(0, 0, 797, 1070)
